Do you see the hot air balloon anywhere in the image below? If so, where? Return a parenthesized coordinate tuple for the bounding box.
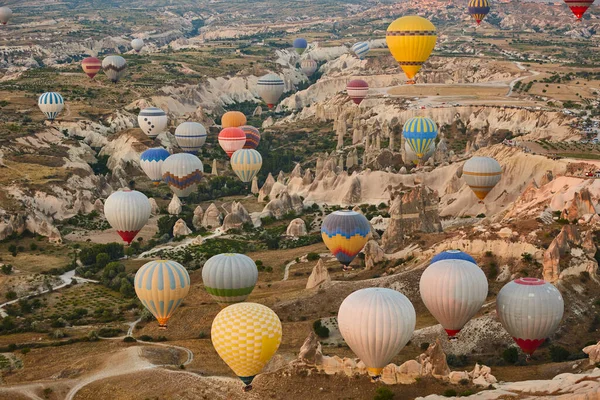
(0, 7, 12, 25)
(257, 73, 285, 109)
(104, 188, 151, 244)
(131, 38, 144, 53)
(351, 41, 370, 59)
(140, 147, 170, 185)
(211, 303, 282, 391)
(293, 38, 308, 54)
(38, 92, 64, 121)
(221, 111, 247, 128)
(431, 249, 476, 265)
(81, 57, 102, 79)
(134, 260, 190, 329)
(231, 149, 262, 183)
(402, 117, 438, 161)
(404, 141, 435, 165)
(497, 278, 564, 358)
(202, 253, 258, 304)
(462, 156, 502, 202)
(338, 288, 415, 378)
(564, 0, 594, 21)
(240, 125, 261, 149)
(218, 127, 246, 158)
(174, 122, 207, 154)
(420, 258, 488, 338)
(321, 210, 370, 268)
(468, 0, 490, 25)
(162, 153, 203, 198)
(386, 16, 437, 84)
(138, 107, 168, 139)
(300, 59, 318, 77)
(347, 79, 369, 105)
(102, 55, 127, 83)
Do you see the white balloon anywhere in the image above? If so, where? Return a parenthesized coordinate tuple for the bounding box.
(202, 253, 258, 304)
(38, 92, 64, 121)
(496, 278, 564, 356)
(162, 153, 203, 198)
(257, 73, 285, 108)
(131, 38, 144, 52)
(420, 258, 488, 338)
(338, 288, 415, 377)
(300, 59, 318, 76)
(0, 7, 13, 25)
(104, 188, 151, 244)
(463, 156, 502, 201)
(138, 107, 168, 138)
(175, 122, 207, 154)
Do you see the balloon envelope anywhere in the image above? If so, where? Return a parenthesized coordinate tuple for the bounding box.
(257, 73, 285, 109)
(420, 258, 488, 337)
(104, 188, 151, 244)
(174, 122, 207, 154)
(0, 7, 12, 24)
(496, 278, 564, 355)
(231, 149, 262, 183)
(386, 16, 437, 84)
(138, 107, 168, 138)
(300, 59, 318, 76)
(403, 117, 438, 160)
(240, 125, 261, 149)
(82, 57, 102, 79)
(347, 79, 368, 105)
(134, 260, 190, 328)
(102, 55, 127, 83)
(338, 288, 415, 377)
(564, 0, 594, 20)
(404, 140, 435, 165)
(293, 38, 308, 54)
(38, 92, 64, 121)
(222, 111, 247, 128)
(202, 253, 258, 304)
(162, 153, 203, 197)
(131, 38, 144, 52)
(351, 42, 370, 59)
(219, 127, 246, 158)
(468, 0, 490, 25)
(431, 250, 476, 265)
(462, 156, 502, 201)
(321, 210, 370, 266)
(211, 303, 282, 388)
(140, 147, 170, 184)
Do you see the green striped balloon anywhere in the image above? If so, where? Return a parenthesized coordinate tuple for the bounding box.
(202, 253, 258, 304)
(230, 149, 262, 183)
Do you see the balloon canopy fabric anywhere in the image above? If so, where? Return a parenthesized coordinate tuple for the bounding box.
(102, 55, 127, 83)
(162, 153, 203, 198)
(140, 147, 170, 185)
(82, 57, 102, 79)
(420, 258, 488, 338)
(174, 122, 207, 154)
(0, 7, 12, 24)
(293, 37, 308, 54)
(404, 140, 435, 165)
(564, 0, 594, 20)
(219, 127, 247, 158)
(321, 210, 371, 266)
(38, 92, 64, 121)
(386, 16, 437, 84)
(231, 149, 263, 183)
(351, 41, 370, 59)
(300, 59, 318, 76)
(338, 288, 415, 377)
(134, 260, 190, 329)
(402, 117, 438, 160)
(257, 73, 285, 109)
(463, 156, 502, 201)
(202, 253, 258, 304)
(431, 250, 477, 265)
(138, 108, 168, 138)
(468, 0, 490, 25)
(240, 125, 261, 149)
(131, 38, 144, 52)
(104, 188, 151, 244)
(346, 79, 369, 105)
(222, 111, 247, 128)
(211, 303, 282, 390)
(496, 278, 564, 356)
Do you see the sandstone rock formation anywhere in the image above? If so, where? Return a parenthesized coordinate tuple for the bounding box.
(418, 339, 450, 378)
(543, 224, 598, 282)
(306, 259, 331, 289)
(173, 218, 192, 237)
(211, 159, 218, 176)
(168, 194, 182, 215)
(202, 203, 222, 229)
(258, 173, 276, 202)
(363, 240, 385, 269)
(231, 201, 252, 224)
(94, 199, 104, 213)
(263, 191, 304, 219)
(192, 205, 204, 229)
(286, 218, 307, 237)
(561, 188, 597, 221)
(222, 213, 243, 232)
(149, 198, 160, 215)
(251, 176, 259, 194)
(583, 341, 600, 365)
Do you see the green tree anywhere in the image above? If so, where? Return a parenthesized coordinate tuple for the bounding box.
(374, 387, 394, 400)
(96, 253, 110, 268)
(502, 347, 519, 364)
(120, 278, 135, 298)
(1, 264, 13, 275)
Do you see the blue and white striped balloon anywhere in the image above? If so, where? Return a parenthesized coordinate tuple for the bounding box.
(140, 147, 170, 185)
(38, 92, 64, 121)
(230, 149, 262, 183)
(174, 122, 207, 154)
(351, 42, 370, 59)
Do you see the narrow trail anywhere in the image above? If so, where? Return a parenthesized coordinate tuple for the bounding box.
(507, 61, 541, 96)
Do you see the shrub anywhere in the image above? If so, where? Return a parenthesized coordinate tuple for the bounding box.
(420, 342, 430, 351)
(374, 386, 394, 400)
(198, 331, 208, 339)
(443, 389, 457, 397)
(502, 347, 519, 364)
(488, 262, 498, 279)
(549, 345, 570, 362)
(521, 253, 534, 263)
(43, 388, 53, 399)
(123, 336, 137, 343)
(446, 354, 468, 367)
(313, 319, 330, 338)
(307, 253, 320, 261)
(98, 327, 122, 338)
(485, 251, 494, 258)
(155, 336, 168, 342)
(1, 264, 13, 274)
(21, 348, 31, 355)
(139, 335, 153, 341)
(459, 378, 470, 386)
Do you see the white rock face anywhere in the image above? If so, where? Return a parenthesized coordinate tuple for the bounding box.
(168, 195, 182, 215)
(306, 259, 331, 289)
(584, 342, 600, 365)
(149, 198, 160, 215)
(202, 203, 222, 229)
(173, 218, 192, 237)
(192, 205, 204, 229)
(286, 218, 307, 237)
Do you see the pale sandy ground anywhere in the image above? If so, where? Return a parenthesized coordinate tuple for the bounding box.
(64, 216, 159, 244)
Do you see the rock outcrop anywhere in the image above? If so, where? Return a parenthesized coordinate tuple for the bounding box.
(263, 191, 304, 219)
(173, 218, 192, 237)
(286, 218, 307, 237)
(561, 188, 596, 221)
(363, 240, 385, 269)
(149, 198, 160, 215)
(583, 341, 600, 365)
(543, 224, 598, 282)
(222, 213, 243, 232)
(202, 203, 222, 229)
(192, 205, 204, 229)
(168, 194, 182, 215)
(306, 259, 331, 289)
(258, 173, 276, 202)
(251, 176, 259, 194)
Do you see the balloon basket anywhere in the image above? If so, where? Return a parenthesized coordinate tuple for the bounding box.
(370, 375, 381, 383)
(406, 80, 416, 85)
(158, 324, 168, 330)
(525, 355, 532, 362)
(242, 385, 253, 392)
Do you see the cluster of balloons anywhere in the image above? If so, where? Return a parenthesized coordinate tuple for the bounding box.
(218, 111, 263, 183)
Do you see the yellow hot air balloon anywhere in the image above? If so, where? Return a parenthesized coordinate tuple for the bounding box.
(134, 260, 190, 329)
(211, 302, 282, 391)
(386, 16, 437, 84)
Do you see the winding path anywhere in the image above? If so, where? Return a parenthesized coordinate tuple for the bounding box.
(507, 61, 541, 96)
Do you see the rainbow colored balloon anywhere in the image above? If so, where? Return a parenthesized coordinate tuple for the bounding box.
(321, 210, 370, 266)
